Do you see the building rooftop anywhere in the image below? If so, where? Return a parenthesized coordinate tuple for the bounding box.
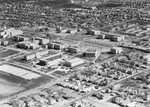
(67, 57, 84, 63)
(86, 47, 97, 52)
(40, 52, 62, 61)
(68, 45, 78, 48)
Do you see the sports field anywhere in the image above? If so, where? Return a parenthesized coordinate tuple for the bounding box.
(0, 64, 41, 80)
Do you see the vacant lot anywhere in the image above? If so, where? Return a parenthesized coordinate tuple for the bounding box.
(0, 78, 24, 99)
(0, 49, 19, 58)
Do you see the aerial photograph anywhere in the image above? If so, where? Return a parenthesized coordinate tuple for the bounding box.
(1, 0, 150, 107)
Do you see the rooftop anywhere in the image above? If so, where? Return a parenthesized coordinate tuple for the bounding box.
(86, 47, 97, 52)
(67, 57, 84, 63)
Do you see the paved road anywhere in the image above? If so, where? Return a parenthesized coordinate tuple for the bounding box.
(0, 66, 85, 105)
(62, 67, 150, 107)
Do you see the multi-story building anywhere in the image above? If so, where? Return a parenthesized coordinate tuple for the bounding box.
(24, 52, 36, 61)
(39, 53, 63, 66)
(17, 41, 39, 49)
(111, 47, 123, 54)
(14, 35, 29, 42)
(48, 42, 64, 50)
(34, 37, 49, 45)
(67, 46, 79, 53)
(84, 48, 99, 57)
(24, 50, 49, 60)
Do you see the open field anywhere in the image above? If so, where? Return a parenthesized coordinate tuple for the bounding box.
(0, 65, 53, 99)
(0, 49, 19, 58)
(0, 78, 24, 99)
(0, 64, 41, 80)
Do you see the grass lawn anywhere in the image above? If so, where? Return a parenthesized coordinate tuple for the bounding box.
(0, 49, 19, 58)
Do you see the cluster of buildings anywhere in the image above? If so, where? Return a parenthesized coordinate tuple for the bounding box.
(15, 35, 50, 50)
(0, 28, 23, 38)
(107, 73, 150, 107)
(17, 41, 40, 49)
(39, 53, 63, 66)
(1, 1, 150, 107)
(98, 32, 125, 42)
(125, 26, 150, 36)
(24, 50, 49, 60)
(5, 90, 73, 107)
(1, 1, 145, 30)
(69, 100, 96, 107)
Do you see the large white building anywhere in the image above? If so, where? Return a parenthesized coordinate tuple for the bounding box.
(24, 50, 49, 60)
(39, 53, 63, 66)
(17, 41, 39, 49)
(34, 37, 49, 45)
(14, 35, 29, 42)
(48, 42, 65, 50)
(64, 58, 84, 67)
(0, 28, 23, 38)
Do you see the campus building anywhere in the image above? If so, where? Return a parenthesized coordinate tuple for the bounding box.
(24, 50, 49, 60)
(34, 37, 49, 45)
(84, 48, 99, 57)
(64, 58, 84, 67)
(39, 53, 63, 66)
(111, 47, 123, 54)
(0, 28, 23, 38)
(48, 42, 64, 50)
(67, 46, 79, 53)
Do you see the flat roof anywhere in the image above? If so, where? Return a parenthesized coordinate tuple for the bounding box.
(40, 52, 62, 61)
(101, 31, 124, 36)
(68, 45, 78, 48)
(86, 47, 97, 52)
(67, 57, 84, 63)
(112, 47, 122, 49)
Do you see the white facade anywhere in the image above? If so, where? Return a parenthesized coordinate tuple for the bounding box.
(35, 37, 49, 45)
(64, 58, 84, 67)
(0, 28, 23, 38)
(111, 47, 123, 54)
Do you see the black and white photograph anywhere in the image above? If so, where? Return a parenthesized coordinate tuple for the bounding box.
(0, 0, 150, 107)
